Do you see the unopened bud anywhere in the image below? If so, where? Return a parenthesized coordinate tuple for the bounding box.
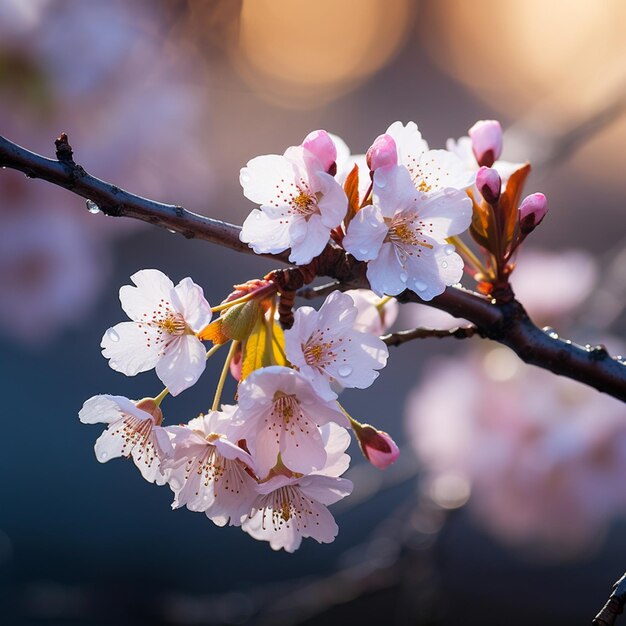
(229, 342, 243, 381)
(366, 134, 397, 172)
(352, 422, 400, 469)
(476, 166, 501, 204)
(519, 192, 548, 234)
(135, 398, 163, 425)
(302, 130, 337, 173)
(468, 120, 503, 167)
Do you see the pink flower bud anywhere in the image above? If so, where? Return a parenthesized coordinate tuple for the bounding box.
(519, 192, 548, 234)
(468, 120, 503, 167)
(135, 398, 164, 425)
(366, 133, 398, 172)
(476, 166, 501, 204)
(353, 422, 400, 469)
(229, 342, 243, 382)
(302, 130, 337, 173)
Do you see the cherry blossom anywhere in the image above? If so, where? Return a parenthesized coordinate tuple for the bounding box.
(79, 394, 172, 485)
(101, 269, 212, 396)
(406, 348, 626, 558)
(163, 406, 258, 526)
(343, 164, 472, 298)
(241, 423, 353, 552)
(239, 143, 348, 264)
(468, 119, 503, 167)
(284, 290, 389, 400)
(344, 289, 399, 335)
(386, 121, 474, 194)
(235, 366, 349, 478)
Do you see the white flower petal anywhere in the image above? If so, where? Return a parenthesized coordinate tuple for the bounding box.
(119, 269, 174, 322)
(101, 321, 161, 376)
(288, 214, 330, 265)
(299, 475, 353, 506)
(240, 154, 297, 205)
(366, 243, 408, 296)
(372, 165, 419, 218)
(240, 208, 293, 255)
(417, 191, 473, 238)
(343, 205, 387, 261)
(172, 277, 212, 332)
(155, 335, 206, 395)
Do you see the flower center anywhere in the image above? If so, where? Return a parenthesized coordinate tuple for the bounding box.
(388, 221, 418, 246)
(417, 179, 432, 193)
(157, 312, 187, 336)
(273, 393, 298, 424)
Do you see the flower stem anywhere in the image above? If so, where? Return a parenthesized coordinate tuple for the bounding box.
(211, 340, 238, 412)
(210, 283, 277, 313)
(205, 343, 223, 360)
(153, 387, 169, 407)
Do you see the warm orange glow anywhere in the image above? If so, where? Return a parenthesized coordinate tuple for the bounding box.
(234, 0, 416, 108)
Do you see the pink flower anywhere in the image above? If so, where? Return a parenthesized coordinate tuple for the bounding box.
(163, 406, 258, 527)
(366, 133, 398, 172)
(475, 166, 501, 204)
(343, 164, 471, 299)
(234, 366, 349, 478)
(386, 121, 474, 193)
(302, 130, 337, 172)
(79, 394, 173, 484)
(468, 120, 503, 167)
(405, 349, 626, 557)
(101, 269, 212, 396)
(519, 192, 548, 233)
(239, 145, 347, 264)
(284, 291, 389, 400)
(344, 289, 399, 335)
(241, 423, 353, 552)
(352, 422, 400, 469)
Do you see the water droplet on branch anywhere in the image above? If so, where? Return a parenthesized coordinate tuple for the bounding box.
(86, 199, 100, 214)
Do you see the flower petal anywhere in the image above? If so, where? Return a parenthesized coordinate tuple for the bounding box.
(119, 269, 174, 322)
(101, 321, 161, 376)
(172, 277, 212, 332)
(155, 335, 206, 395)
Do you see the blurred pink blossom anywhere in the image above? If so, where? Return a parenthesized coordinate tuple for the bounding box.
(405, 348, 626, 559)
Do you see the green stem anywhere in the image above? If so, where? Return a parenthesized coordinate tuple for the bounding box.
(211, 341, 238, 412)
(153, 387, 169, 407)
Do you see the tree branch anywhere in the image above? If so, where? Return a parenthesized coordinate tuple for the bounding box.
(1, 133, 625, 401)
(0, 134, 289, 263)
(593, 573, 626, 625)
(382, 325, 479, 347)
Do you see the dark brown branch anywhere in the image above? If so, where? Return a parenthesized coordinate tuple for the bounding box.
(297, 281, 344, 299)
(382, 325, 479, 347)
(0, 134, 289, 263)
(1, 133, 625, 401)
(593, 573, 626, 625)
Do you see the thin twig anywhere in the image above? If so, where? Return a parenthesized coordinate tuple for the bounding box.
(1, 133, 625, 401)
(297, 281, 344, 299)
(382, 325, 479, 347)
(593, 573, 626, 625)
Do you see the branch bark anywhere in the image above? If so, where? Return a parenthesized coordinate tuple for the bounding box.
(382, 325, 479, 347)
(593, 573, 626, 625)
(1, 133, 625, 401)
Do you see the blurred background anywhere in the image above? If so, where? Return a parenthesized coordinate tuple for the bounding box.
(1, 1, 625, 624)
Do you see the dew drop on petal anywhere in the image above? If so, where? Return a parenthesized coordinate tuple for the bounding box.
(241, 173, 251, 184)
(399, 271, 408, 283)
(441, 261, 448, 269)
(338, 364, 353, 377)
(98, 451, 108, 461)
(359, 247, 369, 256)
(86, 199, 100, 214)
(443, 244, 455, 255)
(107, 328, 120, 342)
(414, 280, 427, 292)
(376, 171, 387, 188)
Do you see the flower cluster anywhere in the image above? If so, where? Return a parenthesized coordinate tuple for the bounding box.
(80, 269, 393, 552)
(79, 119, 550, 552)
(240, 123, 475, 300)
